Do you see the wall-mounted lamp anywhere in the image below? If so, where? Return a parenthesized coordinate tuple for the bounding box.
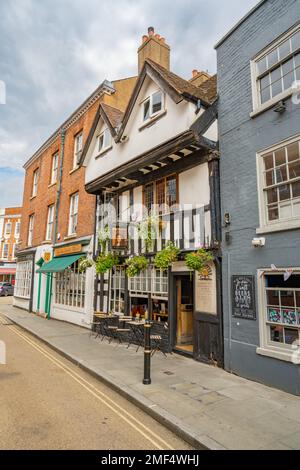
(274, 100, 286, 114)
(224, 212, 231, 226)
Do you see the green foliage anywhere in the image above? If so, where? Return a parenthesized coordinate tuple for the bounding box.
(78, 257, 94, 273)
(125, 256, 148, 278)
(95, 252, 119, 275)
(154, 242, 180, 271)
(185, 248, 214, 274)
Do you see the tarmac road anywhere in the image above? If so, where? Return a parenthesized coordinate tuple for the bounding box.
(0, 300, 192, 450)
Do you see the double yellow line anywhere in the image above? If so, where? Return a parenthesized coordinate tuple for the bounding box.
(0, 314, 175, 451)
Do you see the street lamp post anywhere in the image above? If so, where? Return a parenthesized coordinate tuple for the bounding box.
(143, 319, 152, 385)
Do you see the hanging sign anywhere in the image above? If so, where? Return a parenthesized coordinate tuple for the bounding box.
(111, 226, 128, 249)
(232, 275, 256, 320)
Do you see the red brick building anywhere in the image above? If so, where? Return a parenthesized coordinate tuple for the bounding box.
(0, 207, 21, 284)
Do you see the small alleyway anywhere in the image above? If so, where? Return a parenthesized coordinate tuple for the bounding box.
(1, 299, 300, 450)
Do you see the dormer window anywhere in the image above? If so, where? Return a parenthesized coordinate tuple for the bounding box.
(143, 90, 163, 122)
(98, 128, 111, 155)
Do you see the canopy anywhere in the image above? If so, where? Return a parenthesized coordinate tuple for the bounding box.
(0, 268, 16, 275)
(36, 254, 82, 274)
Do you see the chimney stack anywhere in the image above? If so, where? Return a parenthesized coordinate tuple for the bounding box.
(138, 27, 170, 73)
(189, 70, 211, 87)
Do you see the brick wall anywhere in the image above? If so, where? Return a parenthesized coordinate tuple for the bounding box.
(0, 207, 21, 261)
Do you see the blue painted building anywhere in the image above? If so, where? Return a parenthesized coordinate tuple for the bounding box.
(216, 0, 300, 395)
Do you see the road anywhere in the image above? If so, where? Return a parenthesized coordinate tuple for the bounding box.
(0, 299, 192, 450)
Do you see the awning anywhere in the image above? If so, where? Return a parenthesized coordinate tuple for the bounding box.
(0, 268, 16, 275)
(36, 254, 82, 274)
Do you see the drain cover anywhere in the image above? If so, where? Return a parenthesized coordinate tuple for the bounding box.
(163, 370, 174, 376)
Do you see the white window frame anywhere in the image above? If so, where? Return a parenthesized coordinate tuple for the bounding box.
(32, 169, 39, 197)
(15, 260, 32, 299)
(68, 193, 79, 235)
(251, 23, 300, 116)
(15, 221, 20, 238)
(2, 243, 9, 260)
(97, 128, 112, 155)
(54, 260, 85, 310)
(5, 222, 12, 237)
(257, 268, 300, 363)
(257, 134, 300, 234)
(12, 244, 15, 260)
(142, 90, 164, 122)
(109, 266, 125, 314)
(46, 205, 54, 241)
(28, 214, 34, 247)
(51, 152, 59, 184)
(73, 132, 83, 169)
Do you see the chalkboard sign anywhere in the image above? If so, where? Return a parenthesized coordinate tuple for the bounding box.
(232, 275, 256, 320)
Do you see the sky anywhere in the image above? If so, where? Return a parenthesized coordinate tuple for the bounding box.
(0, 0, 259, 208)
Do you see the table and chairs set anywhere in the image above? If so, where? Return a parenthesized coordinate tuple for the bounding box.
(90, 312, 168, 357)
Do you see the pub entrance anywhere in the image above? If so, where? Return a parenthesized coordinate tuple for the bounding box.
(174, 275, 194, 355)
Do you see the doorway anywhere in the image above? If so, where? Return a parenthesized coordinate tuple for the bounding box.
(175, 276, 194, 354)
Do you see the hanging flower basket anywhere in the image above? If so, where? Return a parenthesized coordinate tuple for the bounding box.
(95, 252, 119, 275)
(185, 248, 214, 274)
(154, 242, 180, 271)
(78, 257, 94, 273)
(125, 255, 148, 278)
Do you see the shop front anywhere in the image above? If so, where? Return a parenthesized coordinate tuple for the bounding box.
(36, 239, 94, 328)
(106, 259, 222, 364)
(14, 249, 36, 312)
(0, 266, 16, 284)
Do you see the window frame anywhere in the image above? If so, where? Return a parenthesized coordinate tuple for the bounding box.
(142, 174, 179, 215)
(2, 243, 9, 259)
(68, 193, 79, 236)
(14, 260, 32, 299)
(32, 169, 39, 197)
(73, 131, 83, 169)
(257, 134, 300, 233)
(45, 204, 55, 241)
(15, 221, 20, 238)
(51, 151, 59, 184)
(97, 128, 112, 156)
(142, 90, 164, 123)
(54, 259, 85, 310)
(257, 268, 300, 363)
(251, 23, 300, 115)
(28, 214, 34, 247)
(5, 222, 12, 237)
(109, 266, 125, 314)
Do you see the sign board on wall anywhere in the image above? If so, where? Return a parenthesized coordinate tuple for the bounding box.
(111, 226, 128, 249)
(232, 275, 256, 320)
(195, 262, 217, 315)
(54, 244, 82, 258)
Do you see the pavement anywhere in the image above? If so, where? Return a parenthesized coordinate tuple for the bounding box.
(2, 300, 300, 450)
(0, 311, 191, 450)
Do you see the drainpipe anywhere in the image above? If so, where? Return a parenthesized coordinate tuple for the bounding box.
(53, 128, 66, 249)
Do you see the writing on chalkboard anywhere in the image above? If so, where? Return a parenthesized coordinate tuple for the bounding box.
(232, 275, 256, 320)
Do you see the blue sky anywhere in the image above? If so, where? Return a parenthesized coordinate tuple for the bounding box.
(0, 0, 259, 208)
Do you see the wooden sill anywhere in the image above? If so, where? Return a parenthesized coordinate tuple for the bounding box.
(138, 110, 167, 132)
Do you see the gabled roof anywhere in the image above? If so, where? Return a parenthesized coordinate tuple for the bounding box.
(117, 59, 217, 142)
(79, 102, 124, 166)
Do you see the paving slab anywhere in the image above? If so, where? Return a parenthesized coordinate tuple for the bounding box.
(1, 303, 300, 450)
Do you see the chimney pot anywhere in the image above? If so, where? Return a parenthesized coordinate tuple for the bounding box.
(148, 26, 154, 36)
(192, 69, 199, 77)
(142, 35, 148, 43)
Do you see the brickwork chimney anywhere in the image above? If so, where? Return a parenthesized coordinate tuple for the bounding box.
(189, 69, 211, 87)
(138, 27, 170, 73)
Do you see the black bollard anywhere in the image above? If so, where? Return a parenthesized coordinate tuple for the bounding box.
(143, 320, 152, 385)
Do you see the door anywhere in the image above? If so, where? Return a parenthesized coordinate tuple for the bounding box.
(175, 276, 194, 354)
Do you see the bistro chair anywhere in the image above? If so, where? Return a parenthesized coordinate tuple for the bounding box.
(150, 322, 168, 357)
